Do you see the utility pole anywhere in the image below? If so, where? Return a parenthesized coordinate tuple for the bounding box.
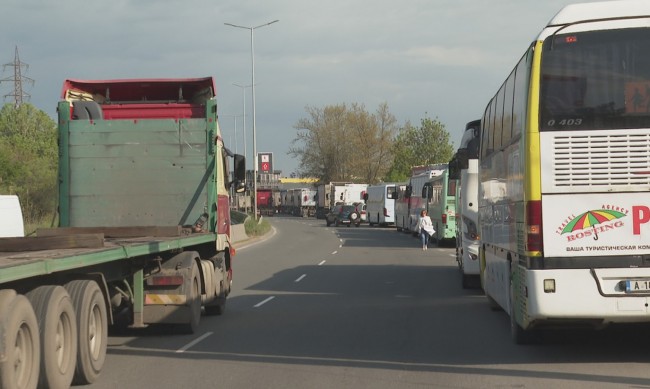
(1, 46, 34, 108)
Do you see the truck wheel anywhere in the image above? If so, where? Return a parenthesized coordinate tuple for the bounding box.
(65, 280, 107, 385)
(0, 291, 40, 389)
(205, 281, 227, 316)
(26, 286, 77, 389)
(205, 258, 227, 316)
(182, 262, 202, 334)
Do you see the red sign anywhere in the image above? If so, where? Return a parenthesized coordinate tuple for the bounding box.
(258, 153, 273, 172)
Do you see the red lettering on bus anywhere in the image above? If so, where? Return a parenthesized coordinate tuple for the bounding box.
(632, 206, 650, 235)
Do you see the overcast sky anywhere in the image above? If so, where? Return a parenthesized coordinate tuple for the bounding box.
(1, 0, 603, 175)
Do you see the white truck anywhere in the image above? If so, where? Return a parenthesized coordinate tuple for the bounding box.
(339, 183, 368, 206)
(0, 195, 24, 238)
(291, 187, 317, 217)
(315, 182, 351, 218)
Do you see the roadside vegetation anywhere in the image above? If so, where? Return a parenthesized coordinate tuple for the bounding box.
(289, 102, 454, 183)
(244, 215, 271, 237)
(0, 103, 58, 234)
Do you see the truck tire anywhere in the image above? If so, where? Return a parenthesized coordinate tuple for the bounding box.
(65, 280, 107, 385)
(181, 262, 202, 334)
(26, 286, 77, 389)
(204, 257, 227, 316)
(0, 291, 40, 389)
(72, 101, 103, 121)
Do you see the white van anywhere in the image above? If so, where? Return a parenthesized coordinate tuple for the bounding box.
(365, 183, 398, 227)
(0, 195, 25, 237)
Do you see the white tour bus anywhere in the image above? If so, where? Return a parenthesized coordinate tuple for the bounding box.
(479, 0, 650, 343)
(364, 183, 399, 227)
(449, 120, 481, 288)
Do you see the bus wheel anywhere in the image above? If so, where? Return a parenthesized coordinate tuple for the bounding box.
(0, 291, 40, 389)
(461, 274, 471, 289)
(26, 285, 78, 389)
(509, 281, 538, 345)
(65, 280, 107, 384)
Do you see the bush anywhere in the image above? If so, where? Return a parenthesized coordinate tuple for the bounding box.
(244, 216, 271, 237)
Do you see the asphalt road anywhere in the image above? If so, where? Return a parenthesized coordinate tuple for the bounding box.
(92, 216, 650, 389)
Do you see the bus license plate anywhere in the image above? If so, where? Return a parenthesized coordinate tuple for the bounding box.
(625, 280, 650, 293)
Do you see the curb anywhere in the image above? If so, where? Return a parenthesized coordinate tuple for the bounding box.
(233, 225, 277, 251)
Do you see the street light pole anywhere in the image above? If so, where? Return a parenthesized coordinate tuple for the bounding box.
(225, 19, 279, 220)
(232, 83, 251, 166)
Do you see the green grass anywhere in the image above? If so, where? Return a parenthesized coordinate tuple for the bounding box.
(244, 215, 271, 237)
(24, 212, 57, 237)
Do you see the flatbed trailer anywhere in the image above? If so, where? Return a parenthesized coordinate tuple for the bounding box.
(0, 77, 245, 389)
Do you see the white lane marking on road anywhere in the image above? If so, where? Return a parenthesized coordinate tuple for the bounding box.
(295, 274, 307, 283)
(339, 238, 343, 243)
(332, 251, 338, 255)
(254, 296, 275, 308)
(318, 260, 326, 266)
(339, 244, 343, 248)
(176, 331, 213, 353)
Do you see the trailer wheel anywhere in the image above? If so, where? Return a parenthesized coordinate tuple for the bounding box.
(26, 286, 77, 389)
(65, 280, 107, 385)
(0, 290, 40, 389)
(182, 262, 202, 334)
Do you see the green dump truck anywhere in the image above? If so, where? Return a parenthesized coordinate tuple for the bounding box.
(0, 77, 245, 389)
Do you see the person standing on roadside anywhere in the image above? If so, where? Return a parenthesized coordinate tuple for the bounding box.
(416, 209, 435, 250)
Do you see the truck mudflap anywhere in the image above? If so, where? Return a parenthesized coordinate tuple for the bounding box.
(142, 252, 197, 326)
(144, 294, 186, 305)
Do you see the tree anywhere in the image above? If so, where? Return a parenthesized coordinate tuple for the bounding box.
(0, 103, 58, 224)
(385, 116, 454, 182)
(289, 103, 398, 183)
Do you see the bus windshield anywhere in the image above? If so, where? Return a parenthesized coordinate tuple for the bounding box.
(540, 27, 650, 131)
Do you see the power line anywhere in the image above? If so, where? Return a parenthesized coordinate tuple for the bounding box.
(1, 46, 34, 108)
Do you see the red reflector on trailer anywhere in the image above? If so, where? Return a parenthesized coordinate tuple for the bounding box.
(442, 213, 447, 224)
(149, 276, 184, 286)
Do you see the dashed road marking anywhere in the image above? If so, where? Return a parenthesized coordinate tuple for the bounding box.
(295, 274, 307, 283)
(254, 296, 275, 308)
(176, 332, 213, 353)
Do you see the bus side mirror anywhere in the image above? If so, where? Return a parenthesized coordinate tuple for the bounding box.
(363, 193, 368, 201)
(232, 154, 246, 193)
(405, 185, 412, 198)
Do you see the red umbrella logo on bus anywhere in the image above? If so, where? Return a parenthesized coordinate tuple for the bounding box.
(561, 209, 626, 240)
